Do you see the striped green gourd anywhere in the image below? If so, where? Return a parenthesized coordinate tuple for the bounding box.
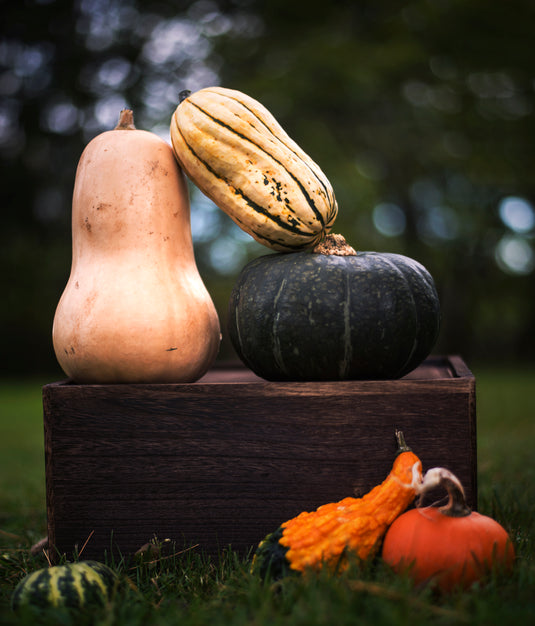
(170, 86, 338, 252)
(11, 560, 117, 612)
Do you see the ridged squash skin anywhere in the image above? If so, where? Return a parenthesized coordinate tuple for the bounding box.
(228, 235, 440, 381)
(53, 111, 221, 383)
(170, 87, 338, 252)
(252, 431, 422, 580)
(11, 561, 117, 611)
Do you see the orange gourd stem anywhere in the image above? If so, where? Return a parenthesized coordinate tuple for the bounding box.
(279, 430, 423, 573)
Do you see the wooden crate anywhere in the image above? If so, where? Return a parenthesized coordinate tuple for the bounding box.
(43, 355, 476, 561)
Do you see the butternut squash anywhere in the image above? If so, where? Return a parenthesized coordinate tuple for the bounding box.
(52, 110, 221, 383)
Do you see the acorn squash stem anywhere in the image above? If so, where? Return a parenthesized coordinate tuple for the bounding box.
(312, 233, 357, 256)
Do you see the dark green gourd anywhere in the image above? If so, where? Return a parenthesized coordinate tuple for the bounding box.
(228, 234, 440, 381)
(11, 561, 117, 612)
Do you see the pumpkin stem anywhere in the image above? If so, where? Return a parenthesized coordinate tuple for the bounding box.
(114, 109, 136, 130)
(312, 233, 357, 256)
(420, 467, 472, 517)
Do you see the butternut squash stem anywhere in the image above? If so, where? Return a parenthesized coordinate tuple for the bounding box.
(115, 109, 136, 130)
(421, 467, 472, 518)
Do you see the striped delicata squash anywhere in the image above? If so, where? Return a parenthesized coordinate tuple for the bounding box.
(170, 87, 338, 252)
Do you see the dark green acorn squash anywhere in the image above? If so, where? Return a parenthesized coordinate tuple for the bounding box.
(227, 234, 440, 380)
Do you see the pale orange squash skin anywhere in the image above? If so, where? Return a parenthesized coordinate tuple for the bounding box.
(53, 112, 221, 383)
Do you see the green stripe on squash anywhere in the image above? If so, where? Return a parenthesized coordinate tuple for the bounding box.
(172, 125, 319, 243)
(189, 99, 328, 227)
(222, 92, 337, 214)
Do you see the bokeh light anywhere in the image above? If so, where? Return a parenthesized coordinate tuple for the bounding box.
(495, 235, 534, 275)
(499, 196, 535, 234)
(372, 203, 406, 237)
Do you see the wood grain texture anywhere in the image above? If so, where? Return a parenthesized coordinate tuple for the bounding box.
(43, 356, 476, 561)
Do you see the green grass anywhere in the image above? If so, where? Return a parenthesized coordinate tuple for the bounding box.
(0, 381, 46, 541)
(1, 368, 534, 625)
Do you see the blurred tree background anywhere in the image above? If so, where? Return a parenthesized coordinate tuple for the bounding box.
(1, 0, 534, 378)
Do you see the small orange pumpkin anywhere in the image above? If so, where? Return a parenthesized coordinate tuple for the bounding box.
(381, 467, 515, 592)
